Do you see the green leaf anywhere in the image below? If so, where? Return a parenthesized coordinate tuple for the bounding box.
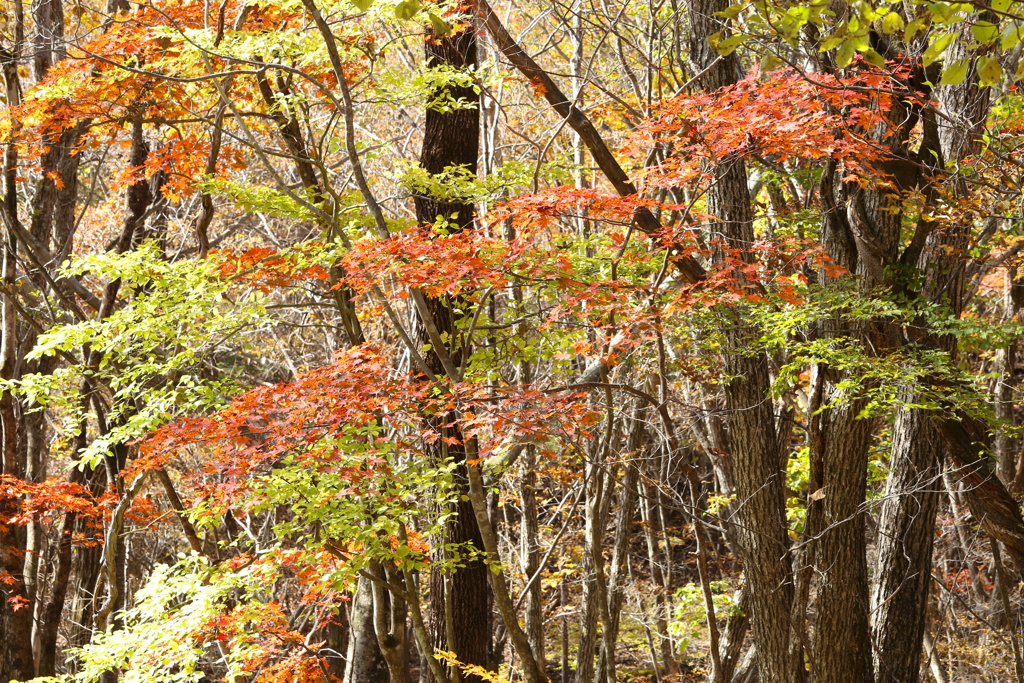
(1001, 22, 1024, 51)
(759, 53, 781, 71)
(428, 12, 452, 37)
(922, 31, 958, 67)
(713, 4, 743, 20)
(394, 0, 420, 20)
(716, 34, 747, 56)
(904, 17, 928, 43)
(835, 34, 869, 68)
(940, 57, 970, 85)
(819, 31, 845, 53)
(976, 54, 1003, 85)
(993, 0, 1012, 12)
(862, 48, 884, 67)
(881, 12, 904, 35)
(350, 0, 373, 10)
(971, 21, 999, 45)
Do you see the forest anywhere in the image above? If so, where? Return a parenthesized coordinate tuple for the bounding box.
(0, 0, 1023, 681)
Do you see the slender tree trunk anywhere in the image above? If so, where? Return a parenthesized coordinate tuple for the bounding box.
(520, 445, 545, 673)
(371, 564, 409, 683)
(596, 408, 643, 683)
(560, 579, 569, 683)
(639, 461, 673, 678)
(996, 269, 1022, 486)
(575, 454, 607, 683)
(37, 463, 87, 677)
(69, 481, 105, 653)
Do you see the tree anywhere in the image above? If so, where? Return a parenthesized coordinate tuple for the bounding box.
(0, 1, 1023, 682)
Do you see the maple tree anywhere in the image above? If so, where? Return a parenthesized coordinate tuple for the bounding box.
(0, 0, 1022, 682)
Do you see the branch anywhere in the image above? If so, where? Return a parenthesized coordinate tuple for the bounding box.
(477, 0, 705, 285)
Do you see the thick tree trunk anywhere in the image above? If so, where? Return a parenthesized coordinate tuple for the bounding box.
(871, 410, 944, 683)
(718, 587, 750, 683)
(812, 86, 910, 678)
(811, 398, 874, 683)
(412, 18, 489, 683)
(720, 348, 793, 683)
(935, 413, 1024, 569)
(688, 4, 795, 681)
(346, 577, 389, 683)
(30, 0, 64, 81)
(413, 22, 479, 234)
(0, 37, 34, 683)
(872, 45, 996, 683)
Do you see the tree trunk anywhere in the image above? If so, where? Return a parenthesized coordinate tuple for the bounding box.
(37, 464, 88, 677)
(30, 0, 64, 81)
(688, 3, 795, 681)
(811, 397, 874, 683)
(413, 17, 489, 683)
(596, 410, 643, 683)
(995, 272, 1022, 486)
(346, 577, 389, 683)
(871, 36, 990, 683)
(371, 564, 409, 683)
(0, 36, 34, 683)
(639, 464, 673, 678)
(520, 446, 545, 673)
(575, 455, 608, 683)
(871, 409, 944, 683)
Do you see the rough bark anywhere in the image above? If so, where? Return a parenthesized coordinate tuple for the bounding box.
(689, 3, 795, 681)
(811, 398, 874, 683)
(37, 464, 88, 677)
(413, 19, 490, 683)
(413, 24, 479, 234)
(871, 410, 944, 683)
(31, 0, 64, 81)
(0, 37, 34, 683)
(810, 63, 918, 675)
(872, 40, 999, 683)
(720, 347, 793, 683)
(934, 413, 1024, 570)
(718, 587, 750, 683)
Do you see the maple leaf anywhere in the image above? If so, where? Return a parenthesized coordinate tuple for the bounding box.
(7, 595, 29, 611)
